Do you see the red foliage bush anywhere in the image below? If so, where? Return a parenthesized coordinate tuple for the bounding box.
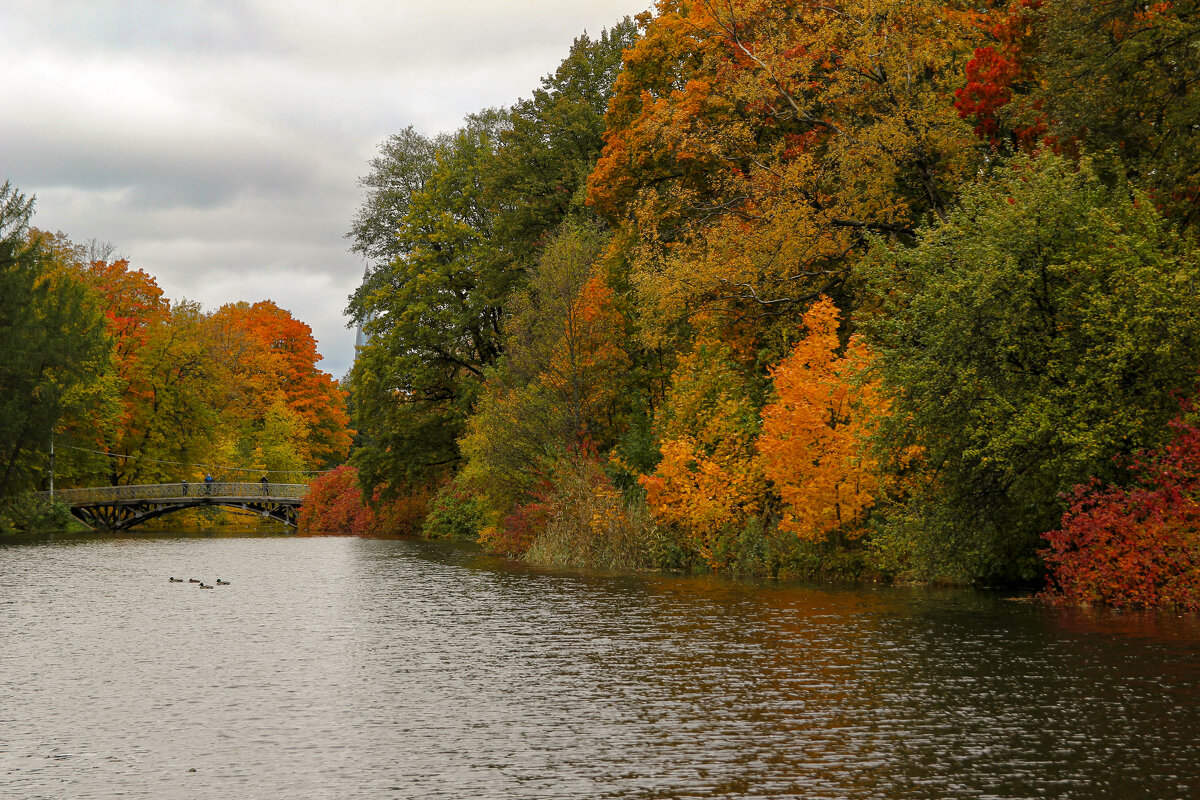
(300, 464, 425, 536)
(1042, 415, 1200, 609)
(487, 500, 549, 558)
(954, 0, 1048, 147)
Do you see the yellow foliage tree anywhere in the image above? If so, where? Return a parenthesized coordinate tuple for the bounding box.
(757, 297, 884, 541)
(639, 340, 765, 566)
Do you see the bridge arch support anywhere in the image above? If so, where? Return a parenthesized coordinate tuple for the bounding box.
(47, 482, 307, 531)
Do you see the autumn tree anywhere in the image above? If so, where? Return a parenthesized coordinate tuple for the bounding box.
(80, 257, 168, 368)
(952, 0, 1046, 148)
(1041, 409, 1200, 610)
(957, 0, 1200, 227)
(116, 302, 222, 484)
(863, 153, 1200, 583)
(640, 339, 766, 567)
(758, 297, 885, 543)
(588, 0, 983, 349)
(72, 259, 213, 484)
(460, 224, 631, 522)
(210, 300, 350, 472)
(299, 464, 424, 536)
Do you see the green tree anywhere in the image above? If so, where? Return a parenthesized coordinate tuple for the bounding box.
(346, 22, 638, 496)
(0, 184, 110, 497)
(487, 20, 638, 263)
(347, 126, 447, 268)
(460, 224, 630, 517)
(863, 153, 1200, 583)
(1038, 0, 1200, 226)
(251, 400, 310, 477)
(347, 110, 511, 491)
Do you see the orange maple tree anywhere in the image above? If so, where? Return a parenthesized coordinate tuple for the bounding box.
(588, 0, 982, 349)
(76, 259, 186, 483)
(210, 300, 351, 467)
(757, 297, 885, 542)
(80, 258, 169, 397)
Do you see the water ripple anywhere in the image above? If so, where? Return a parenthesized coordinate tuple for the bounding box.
(1, 533, 1198, 799)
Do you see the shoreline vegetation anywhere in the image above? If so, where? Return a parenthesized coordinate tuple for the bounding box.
(330, 2, 1200, 611)
(7, 2, 1200, 610)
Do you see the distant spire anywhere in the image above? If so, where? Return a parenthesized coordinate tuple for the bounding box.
(353, 265, 373, 357)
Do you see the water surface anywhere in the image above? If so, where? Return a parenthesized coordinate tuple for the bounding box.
(2, 531, 1198, 799)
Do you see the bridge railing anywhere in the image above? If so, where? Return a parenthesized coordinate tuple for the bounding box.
(44, 482, 309, 505)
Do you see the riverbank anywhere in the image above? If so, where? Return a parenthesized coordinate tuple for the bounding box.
(0, 494, 80, 535)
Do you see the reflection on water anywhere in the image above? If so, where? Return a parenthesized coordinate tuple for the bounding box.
(1, 532, 1198, 799)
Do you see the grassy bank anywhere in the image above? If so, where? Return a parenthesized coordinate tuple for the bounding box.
(0, 495, 84, 535)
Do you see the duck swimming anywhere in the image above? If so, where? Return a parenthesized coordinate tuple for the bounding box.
(215, 579, 230, 585)
(169, 577, 184, 582)
(188, 578, 200, 583)
(199, 583, 214, 589)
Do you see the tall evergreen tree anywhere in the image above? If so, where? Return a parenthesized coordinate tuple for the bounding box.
(0, 183, 110, 497)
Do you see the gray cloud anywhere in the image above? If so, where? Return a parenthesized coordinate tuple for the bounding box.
(0, 0, 648, 377)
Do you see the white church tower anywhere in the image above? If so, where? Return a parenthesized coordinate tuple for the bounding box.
(352, 266, 374, 360)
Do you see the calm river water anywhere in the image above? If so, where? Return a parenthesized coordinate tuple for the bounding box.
(2, 531, 1199, 799)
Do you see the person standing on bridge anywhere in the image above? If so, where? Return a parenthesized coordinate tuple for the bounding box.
(204, 472, 213, 495)
(261, 474, 269, 496)
(181, 478, 188, 497)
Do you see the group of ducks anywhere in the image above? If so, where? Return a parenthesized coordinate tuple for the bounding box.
(168, 577, 230, 589)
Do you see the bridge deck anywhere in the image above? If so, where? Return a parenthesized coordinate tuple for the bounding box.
(49, 482, 307, 504)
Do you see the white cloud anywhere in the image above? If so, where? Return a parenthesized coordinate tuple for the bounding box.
(0, 0, 649, 377)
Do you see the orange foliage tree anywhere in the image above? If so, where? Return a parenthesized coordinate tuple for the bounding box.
(81, 258, 169, 363)
(77, 259, 213, 484)
(72, 264, 349, 484)
(588, 0, 982, 348)
(210, 300, 351, 470)
(758, 297, 885, 542)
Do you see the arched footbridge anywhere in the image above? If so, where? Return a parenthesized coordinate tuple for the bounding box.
(46, 482, 308, 530)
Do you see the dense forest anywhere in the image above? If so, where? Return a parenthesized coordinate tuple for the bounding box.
(331, 0, 1200, 606)
(0, 186, 350, 529)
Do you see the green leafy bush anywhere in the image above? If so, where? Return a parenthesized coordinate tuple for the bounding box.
(423, 476, 484, 542)
(864, 153, 1200, 584)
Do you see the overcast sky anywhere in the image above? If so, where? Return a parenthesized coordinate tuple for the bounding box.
(0, 0, 649, 378)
